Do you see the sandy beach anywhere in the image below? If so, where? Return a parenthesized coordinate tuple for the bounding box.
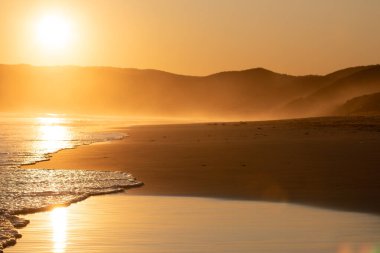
(4, 116, 380, 252)
(2, 1, 380, 252)
(24, 116, 380, 214)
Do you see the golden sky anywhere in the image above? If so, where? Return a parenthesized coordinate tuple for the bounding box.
(1, 0, 379, 75)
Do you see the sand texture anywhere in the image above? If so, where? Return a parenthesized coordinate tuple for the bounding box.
(24, 116, 380, 214)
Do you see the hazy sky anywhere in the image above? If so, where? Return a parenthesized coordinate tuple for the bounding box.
(1, 0, 379, 75)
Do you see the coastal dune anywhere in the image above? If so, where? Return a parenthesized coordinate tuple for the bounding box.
(24, 116, 380, 214)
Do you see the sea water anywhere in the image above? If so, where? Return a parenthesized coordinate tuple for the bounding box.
(0, 115, 142, 252)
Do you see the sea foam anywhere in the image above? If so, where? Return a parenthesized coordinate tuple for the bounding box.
(0, 168, 142, 251)
(0, 115, 141, 251)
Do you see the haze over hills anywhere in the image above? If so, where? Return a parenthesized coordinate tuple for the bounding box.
(281, 65, 380, 118)
(0, 64, 379, 120)
(335, 92, 380, 116)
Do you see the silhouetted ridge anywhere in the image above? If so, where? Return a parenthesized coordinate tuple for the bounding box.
(325, 65, 376, 80)
(206, 67, 287, 78)
(336, 92, 380, 115)
(280, 65, 380, 118)
(0, 64, 379, 119)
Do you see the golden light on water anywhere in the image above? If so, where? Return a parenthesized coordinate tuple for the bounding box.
(50, 207, 68, 253)
(35, 117, 72, 153)
(37, 117, 64, 125)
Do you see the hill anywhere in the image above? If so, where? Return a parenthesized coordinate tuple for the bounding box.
(0, 65, 324, 119)
(280, 65, 380, 118)
(0, 64, 379, 119)
(335, 92, 380, 115)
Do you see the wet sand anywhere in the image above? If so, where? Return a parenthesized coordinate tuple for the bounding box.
(7, 194, 380, 253)
(24, 116, 380, 214)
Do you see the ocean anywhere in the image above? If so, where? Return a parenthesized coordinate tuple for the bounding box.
(1, 114, 380, 253)
(0, 114, 141, 252)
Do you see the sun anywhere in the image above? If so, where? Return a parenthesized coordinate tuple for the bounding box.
(35, 14, 73, 50)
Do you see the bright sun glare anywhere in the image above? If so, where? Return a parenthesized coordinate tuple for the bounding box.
(50, 207, 67, 253)
(35, 117, 72, 153)
(35, 14, 73, 50)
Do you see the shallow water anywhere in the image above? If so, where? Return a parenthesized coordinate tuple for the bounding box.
(0, 115, 125, 169)
(0, 115, 141, 251)
(7, 195, 380, 253)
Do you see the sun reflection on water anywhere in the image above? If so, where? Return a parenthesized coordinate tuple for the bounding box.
(37, 117, 65, 125)
(35, 117, 72, 153)
(50, 207, 67, 253)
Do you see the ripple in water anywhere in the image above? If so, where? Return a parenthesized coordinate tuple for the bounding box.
(0, 168, 142, 252)
(0, 115, 142, 252)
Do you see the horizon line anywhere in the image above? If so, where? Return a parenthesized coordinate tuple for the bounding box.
(1, 62, 379, 78)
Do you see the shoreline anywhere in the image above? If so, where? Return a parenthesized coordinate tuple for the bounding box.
(23, 116, 380, 214)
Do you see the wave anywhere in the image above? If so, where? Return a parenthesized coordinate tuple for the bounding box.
(0, 168, 142, 252)
(0, 116, 140, 252)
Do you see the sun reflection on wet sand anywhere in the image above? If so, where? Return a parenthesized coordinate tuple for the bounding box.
(5, 195, 380, 253)
(50, 207, 67, 253)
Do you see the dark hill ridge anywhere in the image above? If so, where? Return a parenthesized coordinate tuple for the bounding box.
(336, 92, 380, 115)
(324, 65, 374, 80)
(279, 65, 380, 118)
(0, 64, 379, 119)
